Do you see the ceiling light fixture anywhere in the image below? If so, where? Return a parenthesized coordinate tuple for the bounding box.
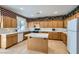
(36, 11, 42, 14)
(20, 8, 24, 10)
(54, 11, 58, 14)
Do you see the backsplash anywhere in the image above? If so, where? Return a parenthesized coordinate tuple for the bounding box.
(0, 28, 17, 33)
(28, 28, 67, 32)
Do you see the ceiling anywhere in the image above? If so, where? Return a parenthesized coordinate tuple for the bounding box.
(1, 5, 78, 18)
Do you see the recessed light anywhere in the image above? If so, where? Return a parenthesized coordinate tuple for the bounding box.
(20, 8, 24, 10)
(54, 11, 58, 14)
(39, 11, 42, 13)
(36, 11, 42, 14)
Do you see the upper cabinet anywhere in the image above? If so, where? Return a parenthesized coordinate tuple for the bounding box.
(28, 20, 64, 28)
(40, 20, 47, 28)
(52, 20, 58, 28)
(57, 20, 64, 28)
(0, 8, 17, 28)
(1, 8, 17, 28)
(28, 21, 34, 28)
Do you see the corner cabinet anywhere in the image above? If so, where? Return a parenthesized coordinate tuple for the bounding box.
(60, 33, 67, 45)
(48, 32, 61, 40)
(1, 9, 17, 28)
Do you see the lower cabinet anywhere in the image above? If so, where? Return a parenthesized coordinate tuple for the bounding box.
(48, 32, 67, 45)
(6, 34, 18, 48)
(60, 33, 67, 45)
(48, 32, 61, 40)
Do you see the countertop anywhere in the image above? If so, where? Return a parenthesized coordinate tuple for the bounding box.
(25, 33, 48, 38)
(0, 28, 67, 35)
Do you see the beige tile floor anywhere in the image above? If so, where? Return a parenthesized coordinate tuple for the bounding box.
(0, 40, 68, 54)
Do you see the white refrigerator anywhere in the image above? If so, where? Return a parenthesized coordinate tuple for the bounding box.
(67, 18, 79, 54)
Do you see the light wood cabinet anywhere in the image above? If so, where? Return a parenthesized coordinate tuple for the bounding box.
(48, 20, 53, 28)
(1, 9, 17, 28)
(64, 19, 68, 28)
(6, 34, 17, 48)
(3, 16, 11, 28)
(28, 20, 64, 28)
(57, 20, 64, 28)
(48, 32, 67, 45)
(52, 20, 58, 28)
(40, 21, 44, 28)
(48, 32, 61, 40)
(11, 18, 17, 28)
(27, 38, 48, 53)
(28, 22, 34, 28)
(60, 33, 67, 45)
(48, 20, 64, 28)
(3, 16, 17, 28)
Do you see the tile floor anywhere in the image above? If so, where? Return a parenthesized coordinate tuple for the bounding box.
(0, 40, 68, 54)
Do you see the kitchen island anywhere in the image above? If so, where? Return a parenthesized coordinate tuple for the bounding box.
(25, 33, 48, 53)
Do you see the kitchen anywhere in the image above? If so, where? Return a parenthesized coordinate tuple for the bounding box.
(0, 5, 79, 54)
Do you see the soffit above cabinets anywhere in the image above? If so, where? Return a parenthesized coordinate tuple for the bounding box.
(0, 5, 78, 18)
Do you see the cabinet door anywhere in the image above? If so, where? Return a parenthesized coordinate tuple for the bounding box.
(48, 20, 53, 28)
(40, 21, 44, 28)
(3, 16, 11, 28)
(52, 20, 58, 28)
(2, 9, 17, 28)
(60, 33, 67, 45)
(52, 32, 59, 39)
(44, 21, 48, 28)
(28, 22, 34, 28)
(49, 32, 60, 40)
(6, 34, 17, 48)
(57, 20, 64, 28)
(64, 19, 67, 28)
(48, 32, 53, 40)
(11, 18, 17, 28)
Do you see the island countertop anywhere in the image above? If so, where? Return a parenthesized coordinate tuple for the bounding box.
(25, 33, 48, 39)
